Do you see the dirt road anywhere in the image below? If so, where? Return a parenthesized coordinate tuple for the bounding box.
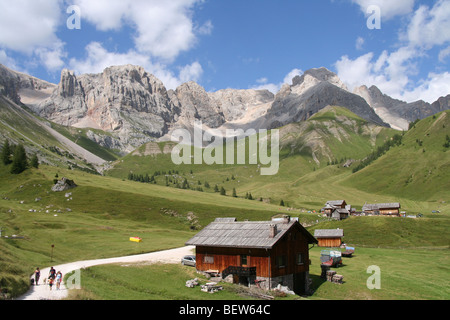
(18, 246, 195, 300)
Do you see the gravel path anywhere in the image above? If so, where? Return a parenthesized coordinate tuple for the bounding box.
(17, 246, 195, 300)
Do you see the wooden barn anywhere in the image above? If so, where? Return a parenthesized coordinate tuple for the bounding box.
(362, 203, 401, 216)
(185, 216, 318, 295)
(322, 200, 347, 215)
(322, 200, 350, 221)
(314, 229, 344, 247)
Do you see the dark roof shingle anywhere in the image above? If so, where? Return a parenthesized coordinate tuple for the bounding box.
(186, 219, 317, 249)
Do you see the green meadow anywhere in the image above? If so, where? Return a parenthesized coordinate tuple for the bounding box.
(0, 108, 449, 300)
(1, 162, 449, 300)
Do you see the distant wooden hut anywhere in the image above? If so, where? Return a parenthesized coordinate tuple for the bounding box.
(314, 229, 344, 247)
(322, 200, 347, 213)
(322, 200, 349, 220)
(186, 216, 318, 295)
(362, 203, 401, 216)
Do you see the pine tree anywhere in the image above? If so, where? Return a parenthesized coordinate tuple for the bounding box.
(214, 185, 219, 192)
(220, 186, 226, 196)
(1, 140, 12, 165)
(280, 199, 285, 207)
(30, 154, 39, 168)
(232, 188, 237, 198)
(10, 144, 28, 174)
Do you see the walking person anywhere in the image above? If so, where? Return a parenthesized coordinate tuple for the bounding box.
(48, 267, 56, 280)
(48, 277, 54, 290)
(48, 267, 56, 290)
(56, 271, 62, 290)
(34, 267, 40, 286)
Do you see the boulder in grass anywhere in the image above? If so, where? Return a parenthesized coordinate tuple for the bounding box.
(52, 178, 78, 192)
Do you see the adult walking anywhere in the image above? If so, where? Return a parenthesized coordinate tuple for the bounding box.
(34, 268, 40, 286)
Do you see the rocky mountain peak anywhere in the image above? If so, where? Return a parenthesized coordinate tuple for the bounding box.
(292, 67, 348, 91)
(58, 69, 81, 98)
(2, 63, 448, 154)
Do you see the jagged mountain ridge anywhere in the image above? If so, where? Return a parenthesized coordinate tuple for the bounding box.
(354, 85, 450, 130)
(1, 63, 449, 153)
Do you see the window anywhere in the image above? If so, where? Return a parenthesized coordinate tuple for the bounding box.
(297, 253, 304, 265)
(240, 255, 248, 266)
(277, 255, 286, 268)
(204, 256, 214, 264)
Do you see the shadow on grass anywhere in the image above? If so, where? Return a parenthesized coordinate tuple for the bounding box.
(309, 274, 327, 293)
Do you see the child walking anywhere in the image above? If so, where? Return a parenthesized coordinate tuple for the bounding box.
(56, 271, 62, 290)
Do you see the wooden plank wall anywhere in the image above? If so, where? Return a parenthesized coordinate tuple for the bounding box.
(196, 246, 271, 277)
(317, 238, 342, 247)
(195, 224, 312, 279)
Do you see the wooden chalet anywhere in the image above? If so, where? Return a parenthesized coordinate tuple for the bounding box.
(362, 203, 401, 216)
(185, 216, 318, 295)
(322, 200, 349, 220)
(314, 229, 344, 247)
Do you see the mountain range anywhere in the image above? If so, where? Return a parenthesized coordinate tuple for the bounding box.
(1, 63, 449, 154)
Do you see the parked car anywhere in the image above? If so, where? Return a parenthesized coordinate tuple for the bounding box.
(181, 255, 196, 267)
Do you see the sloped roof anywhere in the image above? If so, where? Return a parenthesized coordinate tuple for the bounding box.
(186, 219, 317, 249)
(314, 229, 344, 238)
(326, 200, 346, 206)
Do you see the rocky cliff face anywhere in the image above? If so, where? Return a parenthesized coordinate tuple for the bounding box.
(33, 65, 276, 151)
(0, 64, 56, 106)
(354, 85, 450, 130)
(263, 68, 388, 129)
(2, 63, 448, 153)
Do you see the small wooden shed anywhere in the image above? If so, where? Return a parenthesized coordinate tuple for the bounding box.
(362, 203, 401, 216)
(185, 216, 318, 295)
(314, 229, 344, 247)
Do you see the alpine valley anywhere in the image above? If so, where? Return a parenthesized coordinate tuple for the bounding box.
(0, 63, 449, 300)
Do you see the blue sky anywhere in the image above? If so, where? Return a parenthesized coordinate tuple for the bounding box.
(0, 0, 449, 103)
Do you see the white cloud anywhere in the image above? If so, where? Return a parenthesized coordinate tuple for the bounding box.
(178, 61, 203, 84)
(439, 46, 450, 63)
(337, 1, 450, 103)
(35, 41, 67, 72)
(352, 0, 416, 20)
(356, 37, 365, 50)
(335, 48, 416, 98)
(0, 50, 19, 71)
(196, 20, 214, 36)
(251, 68, 303, 93)
(335, 49, 449, 103)
(74, 0, 207, 61)
(0, 0, 63, 53)
(401, 0, 450, 49)
(401, 72, 450, 102)
(0, 0, 68, 73)
(256, 77, 268, 84)
(69, 42, 203, 90)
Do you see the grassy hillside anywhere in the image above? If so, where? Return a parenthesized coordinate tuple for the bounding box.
(0, 96, 116, 172)
(343, 110, 450, 201)
(0, 162, 309, 298)
(106, 106, 401, 210)
(49, 123, 121, 162)
(1, 105, 448, 300)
